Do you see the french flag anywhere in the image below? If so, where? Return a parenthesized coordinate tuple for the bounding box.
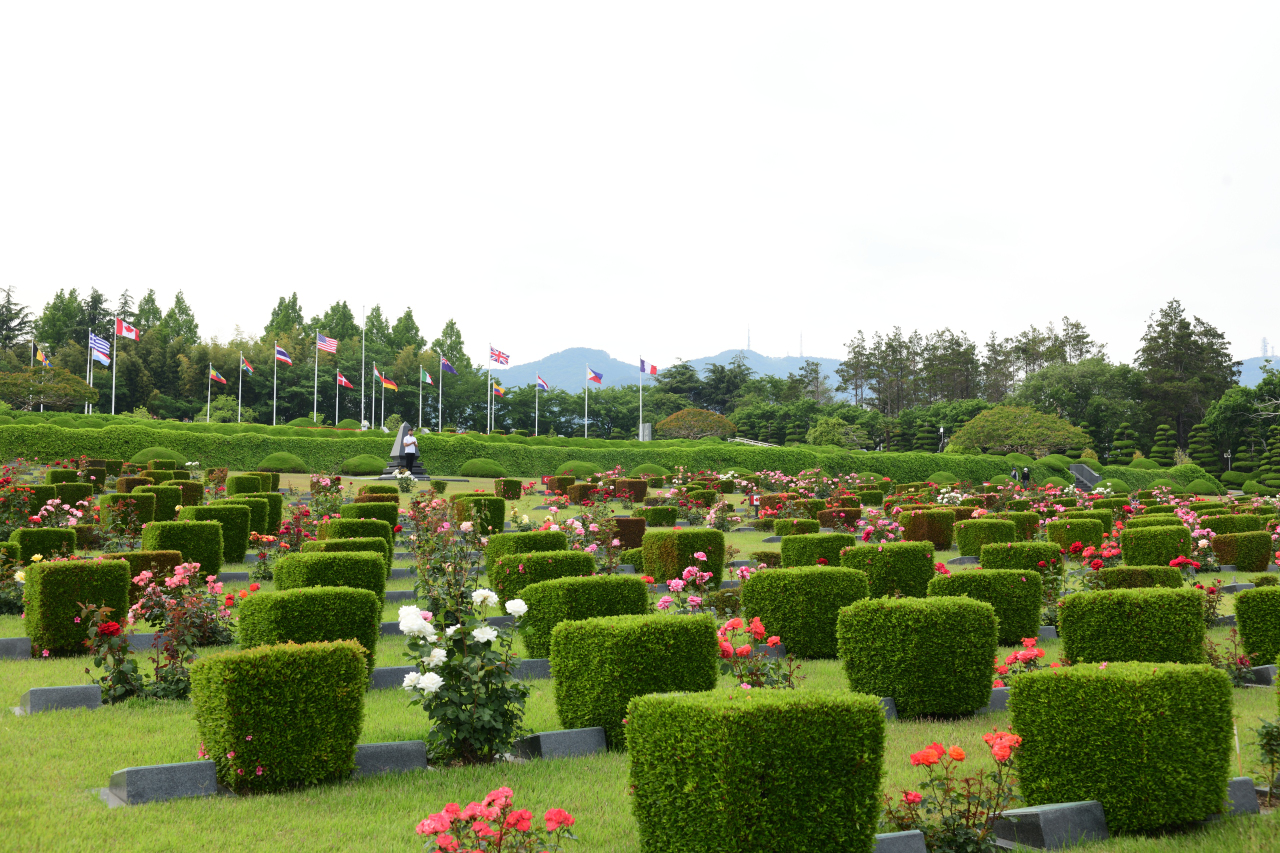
(640, 359, 657, 376)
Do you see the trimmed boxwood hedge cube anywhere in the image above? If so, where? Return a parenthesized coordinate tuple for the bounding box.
(858, 489, 883, 507)
(54, 482, 93, 507)
(275, 551, 386, 600)
(117, 476, 154, 494)
(354, 493, 398, 505)
(338, 500, 399, 528)
(520, 575, 650, 658)
(1060, 587, 1205, 664)
(1095, 566, 1183, 590)
(239, 492, 284, 534)
(641, 529, 725, 585)
(547, 475, 575, 494)
(927, 569, 1042, 645)
(168, 470, 192, 482)
(551, 613, 718, 747)
(173, 480, 203, 508)
(134, 485, 183, 524)
(489, 550, 595, 605)
(492, 478, 522, 500)
(118, 550, 184, 604)
(635, 506, 678, 527)
(1143, 503, 1178, 514)
(24, 558, 129, 655)
(614, 517, 646, 550)
(614, 478, 647, 502)
(357, 484, 398, 496)
(838, 541, 936, 598)
(219, 497, 269, 534)
(1061, 508, 1113, 533)
(147, 470, 175, 484)
(953, 518, 1017, 557)
(238, 586, 381, 668)
(1008, 663, 1232, 834)
(225, 474, 263, 496)
(980, 541, 1063, 576)
(450, 495, 505, 535)
(741, 567, 870, 658)
(191, 640, 367, 794)
(1119, 525, 1192, 567)
(319, 517, 394, 559)
(816, 508, 862, 530)
(626, 689, 886, 853)
(254, 471, 281, 491)
(82, 467, 107, 493)
(1211, 531, 1272, 572)
(483, 530, 568, 568)
(1236, 586, 1280, 665)
(900, 508, 955, 550)
(178, 504, 252, 564)
(45, 469, 81, 485)
(686, 488, 718, 508)
(300, 537, 392, 575)
(148, 459, 178, 471)
(773, 518, 820, 537)
(9, 527, 76, 562)
(140, 521, 224, 576)
(1123, 514, 1185, 530)
(987, 510, 1039, 541)
(566, 483, 594, 504)
(1202, 514, 1262, 535)
(620, 547, 644, 571)
(1006, 498, 1033, 512)
(779, 533, 861, 568)
(837, 596, 997, 718)
(1046, 518, 1104, 550)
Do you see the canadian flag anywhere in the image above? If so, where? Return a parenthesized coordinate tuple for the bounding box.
(116, 318, 140, 340)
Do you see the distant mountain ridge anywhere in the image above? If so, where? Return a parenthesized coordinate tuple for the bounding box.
(1240, 356, 1276, 388)
(490, 347, 843, 391)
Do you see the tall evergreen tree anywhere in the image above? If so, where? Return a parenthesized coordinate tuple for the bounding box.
(134, 289, 163, 331)
(34, 288, 83, 350)
(265, 293, 305, 339)
(0, 287, 33, 351)
(164, 291, 199, 342)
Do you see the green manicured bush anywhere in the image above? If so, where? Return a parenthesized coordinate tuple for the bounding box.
(520, 575, 650, 658)
(450, 495, 504, 536)
(611, 479, 646, 502)
(257, 452, 307, 473)
(338, 500, 399, 528)
(116, 476, 154, 494)
(483, 531, 568, 568)
(1095, 566, 1183, 589)
(773, 518, 820, 536)
(45, 468, 81, 485)
(340, 454, 385, 476)
(1046, 518, 1104, 550)
(53, 483, 93, 507)
(173, 480, 203, 508)
(177, 504, 251, 564)
(641, 529, 725, 584)
(620, 547, 644, 571)
(1202, 514, 1263, 535)
(118, 550, 184, 604)
(927, 569, 1042, 644)
(635, 506, 677, 527)
(899, 508, 955, 550)
(551, 613, 718, 747)
(318, 517, 393, 560)
(953, 518, 1017, 557)
(628, 463, 670, 477)
(1119, 525, 1192, 567)
(1061, 508, 1113, 533)
(626, 689, 885, 853)
(147, 459, 178, 471)
(353, 493, 398, 505)
(1061, 587, 1205, 663)
(555, 460, 602, 479)
(1236, 587, 1280, 665)
(275, 548, 384, 601)
(983, 511, 1038, 542)
(191, 640, 367, 794)
(1211, 531, 1273, 572)
(492, 478, 522, 499)
(1142, 503, 1179, 514)
(838, 541, 936, 598)
(1249, 574, 1280, 587)
(459, 457, 506, 478)
(140, 521, 224, 576)
(23, 558, 129, 655)
(1008, 663, 1232, 833)
(225, 474, 263, 496)
(101, 491, 156, 525)
(546, 475, 575, 494)
(299, 537, 391, 575)
(219, 497, 268, 534)
(489, 550, 595, 604)
(741, 567, 870, 659)
(1123, 514, 1185, 530)
(779, 533, 861, 568)
(238, 585, 381, 666)
(979, 541, 1063, 574)
(837, 596, 997, 718)
(239, 492, 284, 533)
(358, 484, 399, 496)
(255, 471, 281, 491)
(1186, 478, 1222, 496)
(129, 446, 187, 466)
(9, 527, 76, 562)
(1095, 478, 1130, 493)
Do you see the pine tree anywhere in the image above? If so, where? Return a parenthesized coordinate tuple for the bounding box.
(1108, 422, 1139, 464)
(1258, 426, 1280, 489)
(1148, 424, 1177, 467)
(1187, 422, 1220, 473)
(912, 422, 938, 452)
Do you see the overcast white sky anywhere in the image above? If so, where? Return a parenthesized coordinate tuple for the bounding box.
(3, 3, 1278, 369)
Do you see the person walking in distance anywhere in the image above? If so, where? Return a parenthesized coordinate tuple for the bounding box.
(1021, 466, 1031, 487)
(402, 427, 418, 473)
(1010, 465, 1018, 482)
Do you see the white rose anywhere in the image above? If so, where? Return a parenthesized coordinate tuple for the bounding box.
(397, 605, 436, 639)
(13, 571, 24, 584)
(402, 671, 420, 691)
(417, 671, 445, 694)
(445, 624, 460, 638)
(425, 647, 447, 668)
(472, 588, 499, 608)
(472, 626, 499, 644)
(505, 599, 528, 617)
(460, 521, 474, 533)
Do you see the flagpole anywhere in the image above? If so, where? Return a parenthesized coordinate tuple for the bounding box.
(438, 356, 443, 433)
(381, 373, 385, 429)
(584, 363, 588, 439)
(335, 371, 340, 425)
(360, 307, 366, 429)
(371, 361, 377, 431)
(639, 361, 643, 442)
(111, 322, 117, 415)
(535, 383, 539, 438)
(273, 339, 278, 426)
(238, 351, 243, 423)
(418, 366, 423, 431)
(206, 363, 212, 423)
(312, 334, 319, 423)
(85, 338, 92, 414)
(486, 343, 492, 434)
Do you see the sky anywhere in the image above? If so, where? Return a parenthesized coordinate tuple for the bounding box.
(3, 3, 1279, 370)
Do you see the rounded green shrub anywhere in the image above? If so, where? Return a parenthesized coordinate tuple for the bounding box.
(1095, 478, 1130, 494)
(459, 457, 506, 478)
(927, 569, 1042, 645)
(741, 567, 870, 659)
(554, 460, 600, 479)
(953, 518, 1017, 557)
(1043, 476, 1070, 488)
(340, 454, 386, 476)
(520, 575, 650, 658)
(1119, 525, 1192, 567)
(129, 446, 188, 466)
(256, 451, 308, 473)
(628, 463, 670, 477)
(1128, 457, 1159, 470)
(1186, 478, 1222, 496)
(838, 541, 936, 598)
(927, 471, 959, 485)
(1060, 587, 1205, 664)
(836, 596, 997, 718)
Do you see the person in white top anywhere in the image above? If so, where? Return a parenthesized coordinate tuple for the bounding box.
(402, 428, 418, 472)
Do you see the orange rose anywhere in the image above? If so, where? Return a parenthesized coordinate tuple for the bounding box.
(948, 746, 965, 762)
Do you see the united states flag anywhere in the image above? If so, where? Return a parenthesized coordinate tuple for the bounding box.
(490, 347, 509, 365)
(316, 333, 337, 353)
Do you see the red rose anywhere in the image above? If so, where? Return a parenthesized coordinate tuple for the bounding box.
(393, 525, 403, 533)
(249, 583, 260, 592)
(98, 621, 121, 637)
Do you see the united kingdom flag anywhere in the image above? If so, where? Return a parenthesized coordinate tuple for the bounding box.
(490, 347, 509, 365)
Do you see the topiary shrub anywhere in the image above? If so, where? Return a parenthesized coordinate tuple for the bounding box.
(458, 457, 506, 478)
(489, 550, 595, 605)
(979, 541, 1063, 573)
(275, 550, 386, 601)
(1095, 478, 1130, 493)
(238, 492, 284, 534)
(299, 536, 391, 576)
(1236, 587, 1280, 665)
(751, 550, 781, 568)
(779, 533, 861, 568)
(900, 508, 955, 550)
(491, 478, 521, 500)
(551, 613, 718, 747)
(1249, 574, 1280, 587)
(54, 483, 93, 507)
(626, 689, 885, 853)
(619, 547, 644, 571)
(1211, 531, 1272, 572)
(1118, 525, 1192, 567)
(838, 542, 935, 598)
(116, 476, 154, 494)
(141, 521, 224, 576)
(218, 497, 269, 534)
(1185, 478, 1222, 496)
(614, 479, 648, 502)
(191, 640, 367, 794)
(1060, 587, 1205, 663)
(741, 567, 870, 659)
(641, 529, 725, 585)
(9, 527, 76, 562)
(613, 517, 646, 550)
(1123, 514, 1185, 530)
(81, 466, 107, 493)
(449, 495, 504, 536)
(340, 454, 385, 476)
(23, 558, 129, 656)
(773, 518, 820, 537)
(118, 550, 184, 605)
(358, 484, 399, 496)
(1046, 518, 1104, 550)
(1202, 514, 1263, 535)
(520, 575, 650, 658)
(173, 480, 203, 508)
(483, 530, 568, 568)
(554, 460, 600, 479)
(985, 510, 1039, 541)
(1061, 508, 1113, 533)
(1095, 566, 1183, 590)
(1008, 663, 1232, 834)
(927, 569, 1042, 644)
(129, 446, 187, 466)
(177, 504, 251, 564)
(635, 506, 678, 527)
(953, 518, 1017, 557)
(338, 500, 399, 528)
(354, 493, 398, 505)
(686, 489, 719, 508)
(837, 596, 997, 718)
(226, 474, 263, 497)
(817, 508, 862, 530)
(238, 586, 381, 669)
(256, 452, 307, 473)
(628, 463, 670, 478)
(318, 517, 393, 562)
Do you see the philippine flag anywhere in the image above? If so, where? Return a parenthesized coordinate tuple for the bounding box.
(275, 346, 292, 365)
(588, 368, 603, 385)
(536, 375, 549, 391)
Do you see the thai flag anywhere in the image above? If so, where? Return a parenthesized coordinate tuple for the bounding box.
(588, 368, 603, 385)
(89, 332, 112, 356)
(337, 371, 354, 389)
(275, 346, 292, 365)
(115, 318, 140, 341)
(490, 347, 509, 365)
(316, 333, 337, 353)
(640, 359, 657, 375)
(440, 356, 458, 375)
(536, 375, 549, 391)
